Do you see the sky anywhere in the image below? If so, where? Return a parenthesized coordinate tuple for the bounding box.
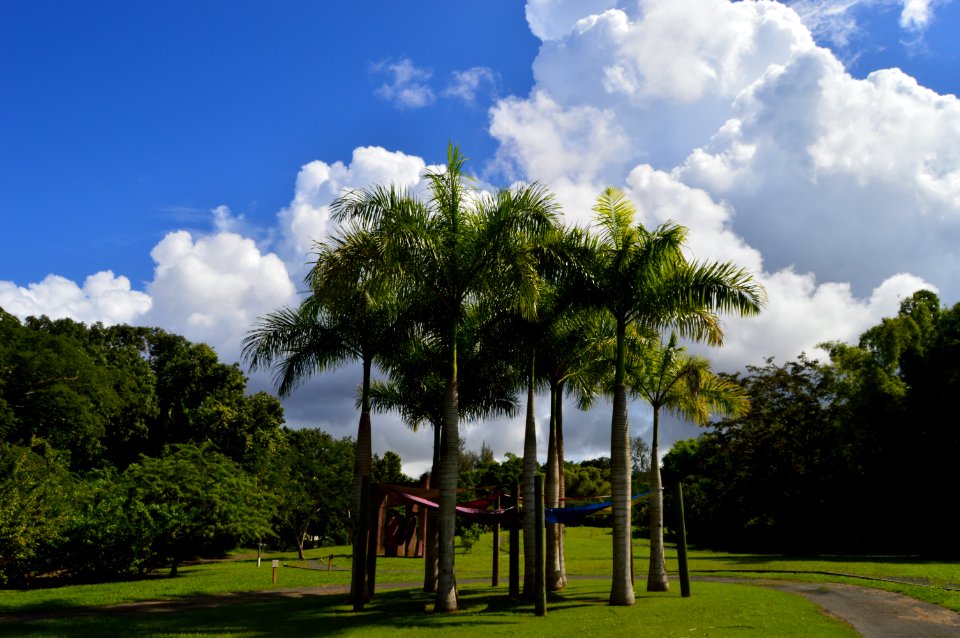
(2, 0, 959, 477)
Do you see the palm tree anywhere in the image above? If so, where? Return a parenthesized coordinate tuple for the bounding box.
(626, 333, 749, 591)
(331, 144, 558, 612)
(538, 307, 607, 591)
(369, 307, 521, 593)
(588, 187, 765, 605)
(242, 228, 401, 606)
(528, 228, 603, 592)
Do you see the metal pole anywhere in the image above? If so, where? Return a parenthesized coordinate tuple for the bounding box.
(492, 492, 500, 586)
(535, 474, 546, 616)
(674, 482, 691, 598)
(509, 482, 520, 598)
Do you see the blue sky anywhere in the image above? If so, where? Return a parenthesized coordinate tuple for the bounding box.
(1, 2, 538, 287)
(2, 1, 959, 474)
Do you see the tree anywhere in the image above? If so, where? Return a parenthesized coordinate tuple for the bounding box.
(123, 443, 275, 576)
(243, 228, 403, 604)
(587, 187, 764, 604)
(0, 440, 77, 585)
(271, 428, 354, 559)
(535, 305, 609, 591)
(369, 305, 520, 593)
(626, 333, 749, 591)
(332, 144, 558, 611)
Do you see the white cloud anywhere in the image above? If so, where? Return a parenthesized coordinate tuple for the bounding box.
(144, 229, 296, 362)
(0, 271, 152, 326)
(276, 146, 427, 275)
(787, 0, 946, 48)
(373, 58, 435, 109)
(525, 0, 618, 41)
(443, 66, 497, 104)
(490, 91, 628, 190)
(898, 0, 936, 30)
(704, 270, 938, 371)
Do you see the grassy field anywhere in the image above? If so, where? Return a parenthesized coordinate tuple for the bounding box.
(1, 526, 957, 637)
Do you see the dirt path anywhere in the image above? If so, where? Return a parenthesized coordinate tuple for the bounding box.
(5, 578, 960, 637)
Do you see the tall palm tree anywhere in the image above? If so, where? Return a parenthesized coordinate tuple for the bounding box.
(588, 187, 765, 605)
(626, 333, 749, 591)
(528, 228, 603, 592)
(538, 307, 607, 591)
(331, 145, 558, 612)
(242, 228, 401, 606)
(369, 307, 521, 593)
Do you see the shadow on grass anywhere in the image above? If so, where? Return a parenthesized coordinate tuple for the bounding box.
(2, 586, 561, 638)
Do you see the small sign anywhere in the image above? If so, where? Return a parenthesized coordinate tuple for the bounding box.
(272, 559, 280, 568)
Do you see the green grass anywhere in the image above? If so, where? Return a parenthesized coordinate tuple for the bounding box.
(0, 580, 855, 637)
(1, 526, 958, 636)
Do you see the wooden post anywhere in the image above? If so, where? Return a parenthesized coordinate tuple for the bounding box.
(534, 474, 546, 616)
(674, 482, 691, 598)
(272, 559, 279, 584)
(492, 492, 500, 587)
(352, 476, 370, 612)
(509, 482, 520, 598)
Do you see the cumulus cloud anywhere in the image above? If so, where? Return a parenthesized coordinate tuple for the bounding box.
(275, 146, 427, 276)
(144, 229, 296, 362)
(372, 58, 435, 109)
(525, 0, 618, 40)
(0, 271, 152, 326)
(494, 0, 960, 313)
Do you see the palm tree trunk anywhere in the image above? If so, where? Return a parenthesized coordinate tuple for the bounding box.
(522, 350, 537, 599)
(350, 356, 374, 606)
(556, 380, 566, 588)
(545, 380, 562, 590)
(609, 382, 635, 605)
(435, 375, 459, 612)
(609, 323, 635, 606)
(646, 405, 669, 591)
(423, 422, 440, 592)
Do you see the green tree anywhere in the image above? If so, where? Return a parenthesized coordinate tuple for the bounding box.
(271, 428, 354, 559)
(587, 187, 764, 604)
(332, 144, 558, 611)
(123, 443, 275, 576)
(626, 333, 749, 591)
(0, 440, 77, 585)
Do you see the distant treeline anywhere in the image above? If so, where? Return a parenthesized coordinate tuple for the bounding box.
(663, 290, 960, 556)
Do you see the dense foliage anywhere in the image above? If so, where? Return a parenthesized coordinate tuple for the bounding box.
(0, 311, 350, 584)
(663, 290, 959, 556)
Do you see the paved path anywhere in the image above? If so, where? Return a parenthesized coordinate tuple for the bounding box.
(772, 581, 960, 638)
(701, 578, 960, 637)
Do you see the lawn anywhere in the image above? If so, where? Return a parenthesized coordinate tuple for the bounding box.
(1, 526, 957, 637)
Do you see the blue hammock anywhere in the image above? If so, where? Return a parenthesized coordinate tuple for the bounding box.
(545, 491, 652, 525)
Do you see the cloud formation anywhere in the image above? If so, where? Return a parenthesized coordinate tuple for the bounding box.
(0, 271, 152, 326)
(372, 59, 436, 109)
(443, 66, 498, 104)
